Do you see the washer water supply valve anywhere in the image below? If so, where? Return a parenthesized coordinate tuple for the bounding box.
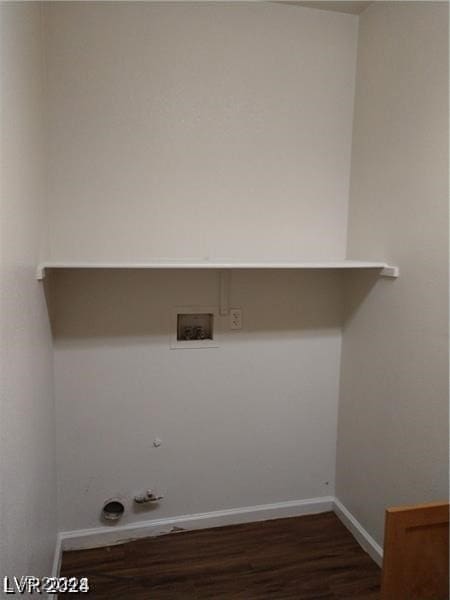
(134, 489, 163, 504)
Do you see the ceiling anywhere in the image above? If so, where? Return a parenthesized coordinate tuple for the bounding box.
(281, 2, 373, 15)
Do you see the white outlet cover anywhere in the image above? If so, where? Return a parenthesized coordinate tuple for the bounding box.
(230, 308, 242, 330)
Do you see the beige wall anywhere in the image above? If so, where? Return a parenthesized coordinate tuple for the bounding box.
(52, 268, 343, 530)
(0, 3, 57, 579)
(2, 0, 445, 551)
(43, 2, 360, 531)
(336, 1, 449, 545)
(45, 2, 357, 263)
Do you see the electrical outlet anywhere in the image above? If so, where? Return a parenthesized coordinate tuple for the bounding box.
(230, 308, 242, 330)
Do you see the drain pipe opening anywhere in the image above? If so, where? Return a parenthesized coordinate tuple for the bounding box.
(102, 499, 125, 522)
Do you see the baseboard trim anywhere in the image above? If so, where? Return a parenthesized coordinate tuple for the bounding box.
(48, 533, 63, 599)
(333, 498, 383, 567)
(51, 533, 63, 577)
(59, 496, 334, 552)
(52, 496, 382, 577)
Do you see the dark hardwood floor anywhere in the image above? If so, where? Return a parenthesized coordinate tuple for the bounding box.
(60, 512, 381, 599)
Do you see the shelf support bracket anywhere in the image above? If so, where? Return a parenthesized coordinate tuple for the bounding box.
(219, 270, 230, 315)
(36, 264, 45, 280)
(380, 265, 399, 278)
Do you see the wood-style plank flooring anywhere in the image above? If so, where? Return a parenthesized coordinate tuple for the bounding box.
(60, 512, 381, 599)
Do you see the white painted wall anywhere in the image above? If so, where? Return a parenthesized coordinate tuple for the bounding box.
(45, 2, 357, 263)
(52, 269, 342, 530)
(336, 1, 449, 546)
(42, 2, 359, 532)
(1, 0, 447, 569)
(0, 3, 57, 580)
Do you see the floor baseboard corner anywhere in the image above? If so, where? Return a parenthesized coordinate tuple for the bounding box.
(333, 498, 383, 567)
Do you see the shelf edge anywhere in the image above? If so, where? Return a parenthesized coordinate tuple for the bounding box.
(36, 261, 399, 280)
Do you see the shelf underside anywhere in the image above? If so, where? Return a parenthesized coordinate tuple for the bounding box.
(36, 260, 399, 280)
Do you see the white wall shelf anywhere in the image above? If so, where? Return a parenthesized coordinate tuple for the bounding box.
(36, 260, 399, 281)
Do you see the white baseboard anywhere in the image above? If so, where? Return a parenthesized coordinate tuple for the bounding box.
(48, 533, 63, 600)
(59, 496, 334, 553)
(333, 498, 383, 567)
(51, 533, 63, 577)
(51, 495, 382, 584)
